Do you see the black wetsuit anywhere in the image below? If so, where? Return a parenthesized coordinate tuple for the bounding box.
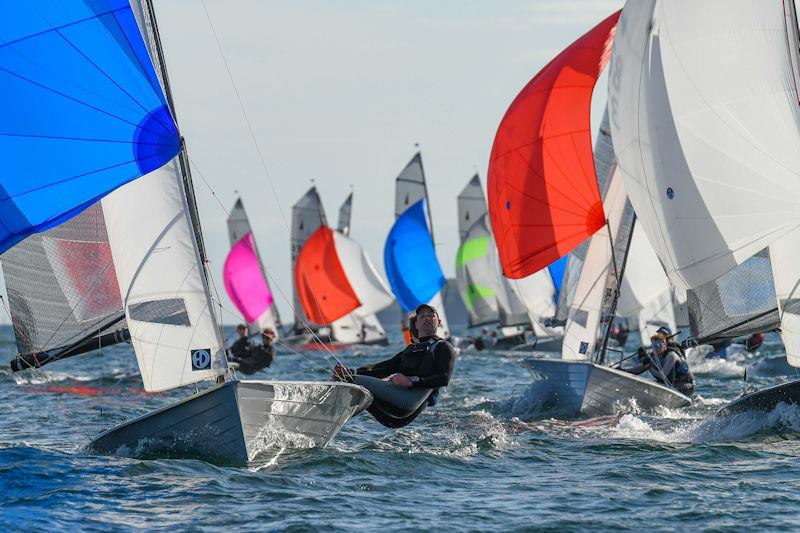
(227, 336, 252, 360)
(235, 343, 274, 375)
(353, 335, 457, 428)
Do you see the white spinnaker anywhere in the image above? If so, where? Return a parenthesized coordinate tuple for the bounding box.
(330, 312, 387, 344)
(617, 224, 676, 344)
(609, 0, 800, 291)
(561, 167, 628, 361)
(102, 161, 226, 392)
(508, 272, 561, 338)
(333, 232, 394, 317)
(769, 229, 800, 367)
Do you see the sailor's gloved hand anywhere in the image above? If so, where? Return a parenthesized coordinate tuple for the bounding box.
(332, 364, 355, 382)
(636, 347, 648, 361)
(389, 373, 412, 388)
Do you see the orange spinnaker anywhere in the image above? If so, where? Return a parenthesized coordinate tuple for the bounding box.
(488, 11, 620, 279)
(294, 226, 361, 325)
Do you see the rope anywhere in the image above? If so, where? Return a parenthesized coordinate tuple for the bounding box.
(0, 296, 82, 440)
(192, 0, 360, 380)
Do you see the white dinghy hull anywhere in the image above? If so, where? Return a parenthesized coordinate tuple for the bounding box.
(523, 358, 691, 418)
(87, 380, 371, 464)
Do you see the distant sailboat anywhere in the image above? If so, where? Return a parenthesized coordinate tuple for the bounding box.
(2, 0, 369, 463)
(291, 189, 393, 346)
(224, 198, 281, 337)
(455, 175, 563, 349)
(384, 153, 450, 337)
(608, 0, 800, 416)
(488, 10, 690, 416)
(330, 193, 393, 346)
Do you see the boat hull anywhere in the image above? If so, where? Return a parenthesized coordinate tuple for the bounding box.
(87, 380, 371, 464)
(716, 378, 800, 417)
(523, 358, 691, 417)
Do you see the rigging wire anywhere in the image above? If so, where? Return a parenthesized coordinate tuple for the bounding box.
(0, 296, 82, 440)
(191, 0, 361, 377)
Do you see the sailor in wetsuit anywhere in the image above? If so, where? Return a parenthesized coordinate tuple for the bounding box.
(235, 328, 276, 375)
(625, 332, 696, 397)
(227, 324, 252, 361)
(332, 304, 457, 428)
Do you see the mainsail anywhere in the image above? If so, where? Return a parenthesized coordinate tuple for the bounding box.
(100, 0, 226, 392)
(609, 0, 800, 291)
(290, 187, 327, 331)
(561, 163, 630, 361)
(387, 153, 450, 336)
(225, 198, 281, 335)
(488, 11, 620, 279)
(337, 193, 353, 236)
(616, 224, 677, 344)
(456, 177, 499, 327)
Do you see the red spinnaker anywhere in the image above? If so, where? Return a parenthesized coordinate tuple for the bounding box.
(294, 226, 361, 325)
(488, 11, 620, 279)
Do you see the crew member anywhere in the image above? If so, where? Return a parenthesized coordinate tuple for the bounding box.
(227, 324, 252, 361)
(625, 332, 696, 397)
(332, 304, 456, 428)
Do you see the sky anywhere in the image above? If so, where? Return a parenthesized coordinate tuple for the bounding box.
(151, 0, 624, 325)
(0, 1, 625, 327)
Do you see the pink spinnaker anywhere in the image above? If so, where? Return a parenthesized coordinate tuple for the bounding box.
(223, 233, 273, 323)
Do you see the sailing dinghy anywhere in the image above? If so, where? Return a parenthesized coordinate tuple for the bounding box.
(384, 153, 451, 336)
(455, 175, 563, 350)
(2, 0, 369, 464)
(290, 189, 393, 347)
(224, 198, 282, 338)
(488, 11, 690, 416)
(607, 0, 800, 417)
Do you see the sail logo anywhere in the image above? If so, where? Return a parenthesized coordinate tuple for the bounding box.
(579, 342, 589, 354)
(191, 349, 211, 371)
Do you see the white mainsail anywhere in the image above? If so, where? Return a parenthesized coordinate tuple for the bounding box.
(561, 167, 628, 361)
(770, 230, 800, 367)
(617, 224, 677, 344)
(102, 161, 226, 392)
(609, 0, 800, 291)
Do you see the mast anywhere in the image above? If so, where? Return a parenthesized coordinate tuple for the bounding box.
(141, 0, 209, 267)
(596, 214, 637, 365)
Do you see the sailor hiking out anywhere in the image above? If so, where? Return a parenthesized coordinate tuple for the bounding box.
(625, 332, 696, 397)
(333, 304, 457, 428)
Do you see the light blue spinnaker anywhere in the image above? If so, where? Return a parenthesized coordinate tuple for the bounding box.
(0, 0, 179, 253)
(384, 199, 445, 312)
(548, 255, 568, 299)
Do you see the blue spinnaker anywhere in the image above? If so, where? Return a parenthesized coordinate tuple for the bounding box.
(384, 199, 445, 312)
(548, 255, 567, 298)
(0, 0, 179, 253)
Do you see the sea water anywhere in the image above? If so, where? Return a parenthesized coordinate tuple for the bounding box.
(2, 326, 800, 531)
